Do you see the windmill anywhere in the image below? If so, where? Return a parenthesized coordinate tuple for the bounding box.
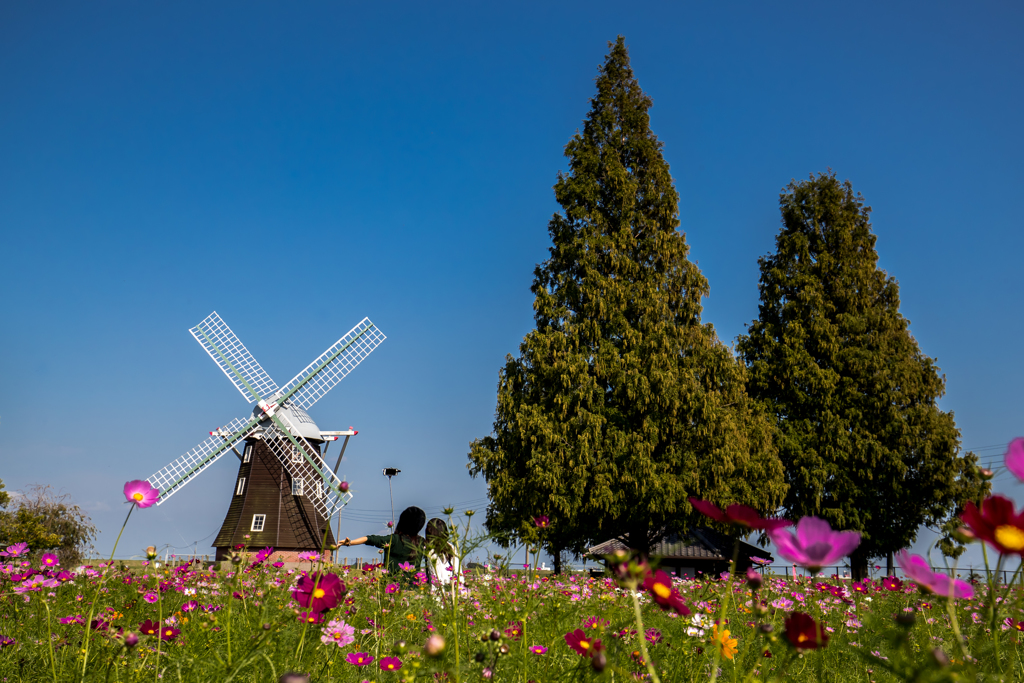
(144, 311, 386, 562)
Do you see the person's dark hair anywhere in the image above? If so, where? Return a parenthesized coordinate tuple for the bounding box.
(425, 517, 454, 562)
(395, 506, 426, 539)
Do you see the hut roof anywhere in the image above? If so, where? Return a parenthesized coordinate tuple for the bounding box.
(588, 528, 773, 563)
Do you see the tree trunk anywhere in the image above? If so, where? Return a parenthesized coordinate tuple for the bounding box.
(850, 548, 869, 581)
(552, 544, 563, 574)
(886, 551, 894, 577)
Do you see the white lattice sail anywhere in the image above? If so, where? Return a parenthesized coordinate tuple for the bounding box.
(190, 312, 279, 403)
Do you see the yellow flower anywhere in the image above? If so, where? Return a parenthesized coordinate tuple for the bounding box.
(712, 625, 738, 661)
(406, 613, 416, 621)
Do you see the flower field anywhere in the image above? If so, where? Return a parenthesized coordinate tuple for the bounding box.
(1, 533, 1023, 683)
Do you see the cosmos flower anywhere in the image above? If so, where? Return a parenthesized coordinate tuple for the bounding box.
(59, 615, 85, 625)
(783, 612, 829, 650)
(565, 629, 604, 657)
(534, 516, 550, 529)
(642, 570, 691, 616)
(320, 618, 355, 648)
(253, 547, 274, 563)
(297, 551, 319, 562)
(767, 517, 861, 573)
(379, 656, 403, 671)
(298, 611, 325, 624)
(4, 543, 28, 558)
(961, 495, 1024, 556)
(123, 480, 159, 508)
(346, 652, 374, 666)
(1004, 438, 1024, 482)
(689, 498, 793, 531)
(181, 600, 199, 612)
(159, 626, 180, 642)
(385, 583, 400, 594)
(40, 553, 59, 568)
(143, 593, 159, 603)
(645, 628, 663, 644)
(712, 625, 738, 660)
(0, 635, 14, 648)
(882, 576, 904, 591)
(504, 621, 523, 640)
(139, 620, 160, 636)
(292, 572, 346, 613)
(895, 551, 973, 599)
(529, 645, 548, 655)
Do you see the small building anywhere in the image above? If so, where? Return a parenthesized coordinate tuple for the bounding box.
(588, 528, 772, 578)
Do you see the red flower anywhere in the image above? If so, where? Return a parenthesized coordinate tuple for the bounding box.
(689, 498, 792, 531)
(139, 620, 160, 636)
(642, 570, 691, 616)
(882, 576, 903, 591)
(160, 626, 180, 642)
(533, 516, 550, 529)
(564, 629, 603, 657)
(292, 572, 346, 613)
(783, 612, 829, 650)
(961, 495, 1024, 556)
(298, 610, 325, 624)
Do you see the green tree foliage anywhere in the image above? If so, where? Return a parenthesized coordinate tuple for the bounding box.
(0, 483, 97, 566)
(469, 37, 786, 567)
(737, 172, 988, 576)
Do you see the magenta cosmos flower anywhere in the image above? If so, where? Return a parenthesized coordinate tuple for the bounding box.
(895, 551, 973, 599)
(529, 645, 548, 655)
(689, 498, 793, 532)
(292, 572, 346, 613)
(642, 570, 691, 616)
(1005, 437, 1024, 482)
(379, 656, 403, 671)
(40, 553, 59, 568)
(767, 517, 861, 573)
(346, 652, 374, 666)
(123, 480, 159, 508)
(564, 629, 604, 657)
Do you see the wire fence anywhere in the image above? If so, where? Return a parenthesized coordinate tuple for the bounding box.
(762, 565, 1014, 584)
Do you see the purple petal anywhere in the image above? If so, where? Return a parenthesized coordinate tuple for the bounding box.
(823, 531, 862, 564)
(795, 517, 834, 548)
(1006, 438, 1024, 482)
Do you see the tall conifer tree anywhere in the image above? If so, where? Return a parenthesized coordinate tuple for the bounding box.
(469, 38, 785, 567)
(738, 173, 987, 577)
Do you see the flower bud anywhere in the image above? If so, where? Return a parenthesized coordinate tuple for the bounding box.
(931, 647, 950, 666)
(498, 644, 510, 655)
(146, 546, 157, 560)
(489, 629, 501, 642)
(443, 507, 455, 515)
(464, 510, 476, 517)
(339, 481, 350, 493)
(758, 623, 774, 634)
(475, 651, 486, 663)
(591, 651, 607, 672)
(951, 526, 976, 544)
(263, 623, 271, 630)
(424, 634, 445, 657)
(124, 632, 138, 648)
(746, 567, 763, 591)
(230, 554, 242, 565)
(979, 468, 995, 480)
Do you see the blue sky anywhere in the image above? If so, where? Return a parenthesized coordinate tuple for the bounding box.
(0, 1, 1021, 571)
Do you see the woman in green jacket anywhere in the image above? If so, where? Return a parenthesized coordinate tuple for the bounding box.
(341, 506, 426, 577)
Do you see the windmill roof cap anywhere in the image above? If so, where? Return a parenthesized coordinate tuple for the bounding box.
(252, 403, 323, 441)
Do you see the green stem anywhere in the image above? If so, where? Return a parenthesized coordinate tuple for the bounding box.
(629, 587, 662, 683)
(81, 504, 134, 682)
(155, 572, 163, 683)
(43, 599, 58, 683)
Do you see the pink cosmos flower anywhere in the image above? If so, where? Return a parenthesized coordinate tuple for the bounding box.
(181, 600, 199, 612)
(398, 562, 414, 571)
(895, 551, 973, 599)
(767, 517, 861, 573)
(1005, 437, 1024, 482)
(59, 615, 85, 625)
(379, 656, 403, 671)
(565, 629, 604, 657)
(0, 636, 14, 648)
(529, 645, 548, 655)
(689, 498, 793, 531)
(534, 516, 550, 529)
(385, 583, 400, 594)
(346, 652, 374, 666)
(40, 553, 59, 567)
(4, 543, 28, 558)
(882, 576, 904, 591)
(143, 592, 158, 603)
(320, 618, 356, 648)
(297, 551, 319, 561)
(292, 572, 346, 612)
(123, 480, 159, 508)
(642, 570, 691, 615)
(253, 547, 274, 563)
(298, 611, 325, 624)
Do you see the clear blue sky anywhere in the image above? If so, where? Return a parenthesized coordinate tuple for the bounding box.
(1, 1, 1021, 570)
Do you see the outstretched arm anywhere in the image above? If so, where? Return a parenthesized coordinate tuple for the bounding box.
(340, 536, 368, 547)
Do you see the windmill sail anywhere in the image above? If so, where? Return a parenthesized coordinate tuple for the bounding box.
(260, 415, 353, 519)
(147, 415, 261, 504)
(190, 312, 279, 403)
(275, 318, 386, 410)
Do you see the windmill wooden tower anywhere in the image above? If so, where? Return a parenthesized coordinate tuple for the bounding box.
(144, 312, 385, 562)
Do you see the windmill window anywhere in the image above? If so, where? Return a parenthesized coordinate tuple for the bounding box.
(250, 514, 266, 532)
(290, 446, 302, 463)
(242, 444, 252, 463)
(315, 481, 323, 498)
(236, 477, 246, 495)
(292, 477, 304, 496)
